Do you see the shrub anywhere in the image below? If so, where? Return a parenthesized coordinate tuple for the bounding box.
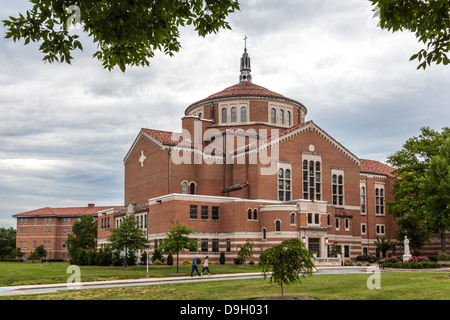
(183, 259, 191, 265)
(383, 256, 440, 269)
(153, 259, 163, 265)
(438, 252, 450, 261)
(219, 252, 225, 265)
(167, 253, 173, 265)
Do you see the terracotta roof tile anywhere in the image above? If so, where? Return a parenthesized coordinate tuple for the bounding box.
(13, 206, 121, 217)
(360, 159, 394, 177)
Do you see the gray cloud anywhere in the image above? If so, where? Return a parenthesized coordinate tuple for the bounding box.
(1, 0, 449, 228)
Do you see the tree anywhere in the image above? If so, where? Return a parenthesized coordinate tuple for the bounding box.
(35, 245, 47, 265)
(387, 126, 449, 251)
(2, 0, 240, 72)
(370, 0, 450, 69)
(108, 213, 148, 268)
(421, 139, 450, 253)
(67, 214, 98, 260)
(11, 247, 24, 261)
(159, 220, 197, 273)
(259, 238, 316, 298)
(236, 239, 254, 265)
(0, 227, 16, 261)
(374, 235, 395, 258)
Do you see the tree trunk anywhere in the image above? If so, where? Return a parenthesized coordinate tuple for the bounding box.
(441, 229, 446, 254)
(281, 279, 284, 298)
(176, 251, 179, 273)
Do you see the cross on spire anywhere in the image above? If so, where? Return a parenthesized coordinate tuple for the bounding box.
(243, 35, 248, 52)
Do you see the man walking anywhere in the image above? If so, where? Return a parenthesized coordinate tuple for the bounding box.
(191, 255, 201, 277)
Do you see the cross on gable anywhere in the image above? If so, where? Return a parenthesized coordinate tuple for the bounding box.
(139, 150, 146, 167)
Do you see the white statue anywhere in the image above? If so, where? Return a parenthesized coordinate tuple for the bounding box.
(403, 235, 412, 262)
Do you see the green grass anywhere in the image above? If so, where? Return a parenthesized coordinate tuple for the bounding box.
(0, 262, 448, 300)
(0, 262, 260, 286)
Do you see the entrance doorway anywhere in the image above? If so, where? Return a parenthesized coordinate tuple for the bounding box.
(308, 238, 320, 257)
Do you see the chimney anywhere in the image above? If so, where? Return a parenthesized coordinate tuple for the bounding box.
(88, 203, 95, 208)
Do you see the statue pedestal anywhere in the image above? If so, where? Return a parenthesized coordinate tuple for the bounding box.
(402, 254, 412, 262)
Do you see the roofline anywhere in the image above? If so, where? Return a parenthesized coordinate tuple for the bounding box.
(185, 94, 307, 116)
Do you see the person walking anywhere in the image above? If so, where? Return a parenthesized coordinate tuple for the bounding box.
(190, 255, 201, 277)
(201, 256, 210, 277)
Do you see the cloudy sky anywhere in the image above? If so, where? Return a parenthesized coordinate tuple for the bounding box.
(1, 0, 449, 229)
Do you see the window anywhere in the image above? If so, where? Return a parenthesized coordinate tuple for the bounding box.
(201, 206, 208, 220)
(303, 159, 321, 200)
(332, 174, 344, 206)
(345, 218, 350, 230)
(222, 108, 227, 123)
(212, 239, 219, 253)
(190, 182, 196, 195)
(271, 108, 276, 123)
(182, 182, 188, 194)
(279, 109, 284, 125)
(190, 205, 198, 219)
(275, 220, 281, 232)
(314, 213, 320, 225)
(240, 107, 247, 122)
(376, 224, 385, 235)
(361, 223, 366, 234)
(212, 207, 219, 221)
(335, 218, 340, 229)
(253, 209, 258, 220)
(262, 228, 267, 241)
(201, 239, 208, 252)
(290, 213, 296, 225)
(327, 214, 331, 226)
(278, 165, 291, 201)
(361, 186, 366, 214)
(226, 239, 231, 252)
(231, 107, 237, 122)
(375, 187, 384, 214)
(308, 213, 312, 224)
(287, 111, 291, 126)
(248, 208, 252, 220)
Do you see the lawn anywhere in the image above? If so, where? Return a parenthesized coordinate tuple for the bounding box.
(0, 262, 448, 300)
(0, 262, 260, 286)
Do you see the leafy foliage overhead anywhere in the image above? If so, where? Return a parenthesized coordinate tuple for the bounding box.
(3, 0, 240, 71)
(370, 0, 450, 69)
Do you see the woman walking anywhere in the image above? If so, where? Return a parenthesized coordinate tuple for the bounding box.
(201, 256, 210, 277)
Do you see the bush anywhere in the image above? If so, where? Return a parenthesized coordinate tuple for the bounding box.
(219, 252, 225, 265)
(438, 252, 450, 261)
(183, 259, 191, 265)
(383, 256, 441, 269)
(153, 259, 163, 265)
(167, 253, 173, 265)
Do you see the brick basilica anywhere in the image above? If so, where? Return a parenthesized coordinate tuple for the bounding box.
(16, 47, 439, 264)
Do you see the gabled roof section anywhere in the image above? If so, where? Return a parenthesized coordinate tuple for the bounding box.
(13, 205, 119, 217)
(360, 159, 395, 177)
(234, 120, 361, 165)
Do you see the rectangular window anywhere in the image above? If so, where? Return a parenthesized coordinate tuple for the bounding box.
(201, 206, 208, 220)
(190, 205, 198, 219)
(332, 171, 344, 206)
(212, 239, 219, 253)
(212, 206, 219, 221)
(361, 186, 366, 214)
(361, 223, 366, 234)
(201, 239, 208, 253)
(278, 165, 291, 201)
(314, 213, 320, 225)
(226, 239, 231, 252)
(303, 158, 321, 200)
(307, 213, 312, 224)
(335, 218, 340, 229)
(375, 187, 385, 214)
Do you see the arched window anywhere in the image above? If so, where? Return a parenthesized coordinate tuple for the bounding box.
(253, 209, 258, 220)
(198, 113, 202, 119)
(240, 107, 247, 122)
(182, 182, 188, 194)
(248, 208, 252, 220)
(275, 220, 281, 232)
(287, 111, 291, 126)
(361, 187, 366, 213)
(231, 107, 237, 122)
(190, 182, 196, 195)
(279, 109, 284, 125)
(222, 108, 227, 123)
(290, 213, 295, 225)
(271, 108, 276, 123)
(262, 228, 267, 241)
